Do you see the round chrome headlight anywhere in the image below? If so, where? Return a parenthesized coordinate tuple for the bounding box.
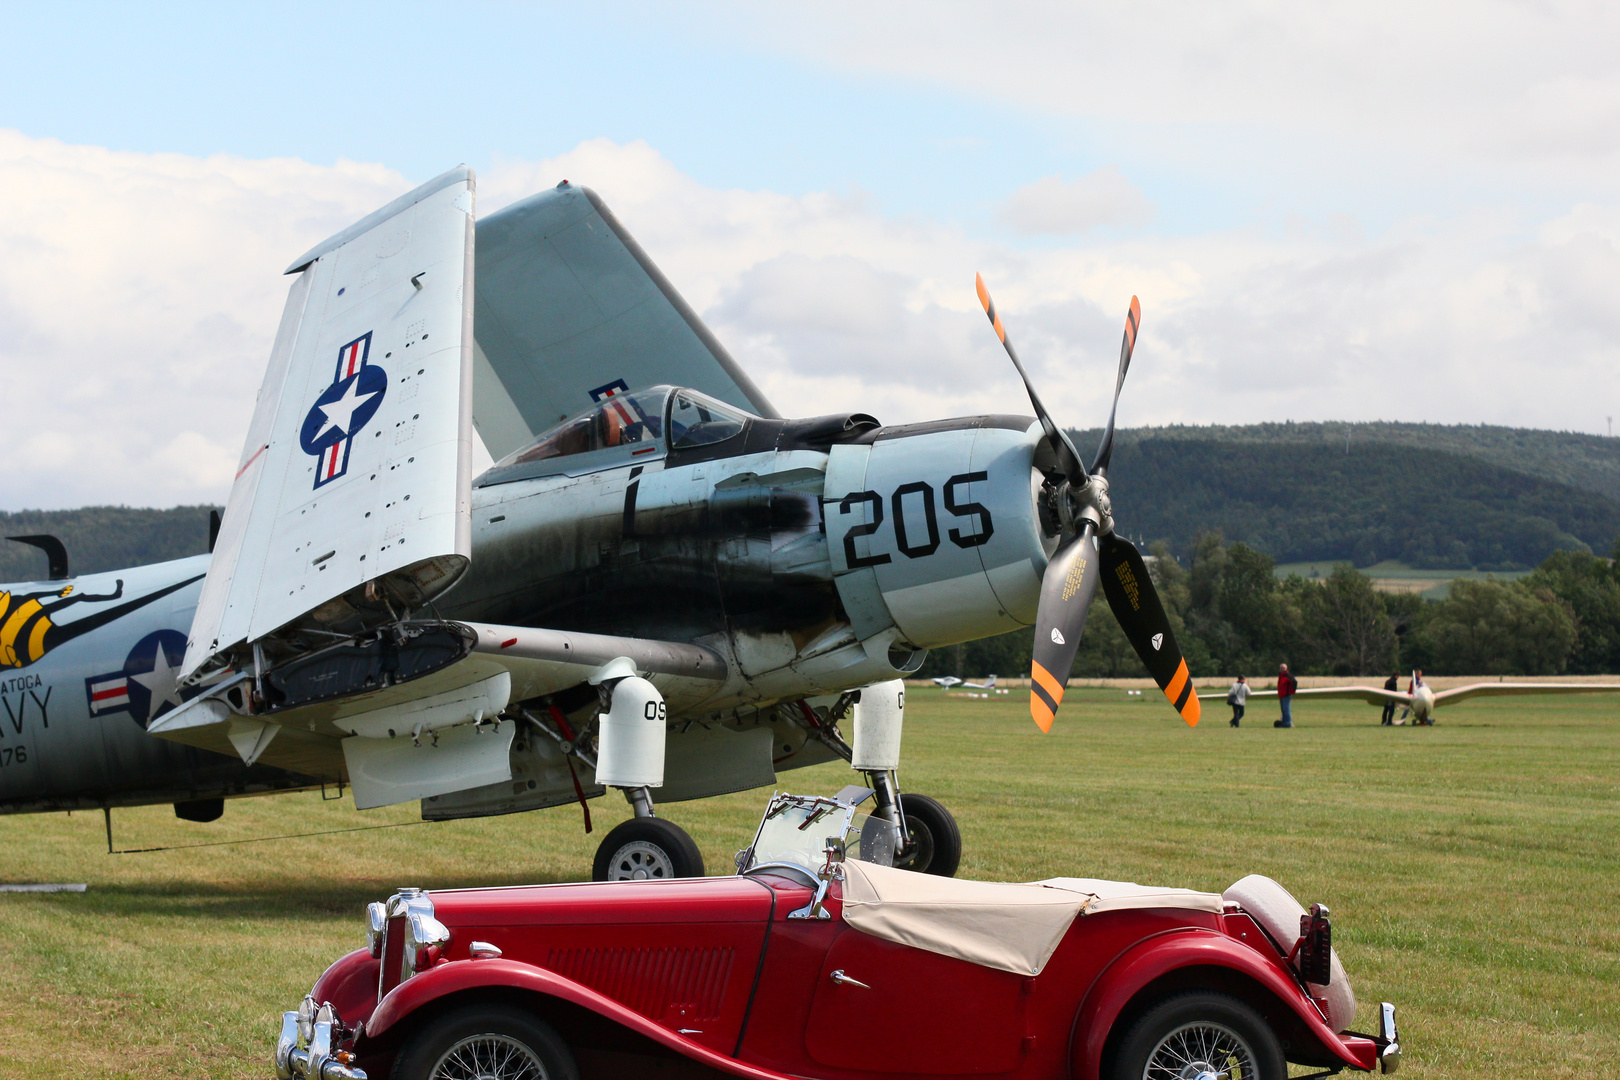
(296, 995, 316, 1044)
(366, 901, 387, 958)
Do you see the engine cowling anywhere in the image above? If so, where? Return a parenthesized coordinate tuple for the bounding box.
(824, 416, 1054, 650)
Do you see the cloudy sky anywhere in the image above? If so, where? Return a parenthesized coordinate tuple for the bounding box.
(2, 1, 1618, 509)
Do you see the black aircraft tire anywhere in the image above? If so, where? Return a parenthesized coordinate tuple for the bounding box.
(592, 817, 705, 881)
(1107, 991, 1285, 1080)
(391, 1002, 579, 1080)
(894, 793, 961, 877)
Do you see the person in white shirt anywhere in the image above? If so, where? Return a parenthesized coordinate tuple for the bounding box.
(1227, 675, 1250, 727)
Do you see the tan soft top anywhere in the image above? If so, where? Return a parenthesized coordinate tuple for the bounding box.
(840, 861, 1223, 976)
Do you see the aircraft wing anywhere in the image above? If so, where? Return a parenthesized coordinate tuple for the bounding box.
(151, 620, 727, 807)
(183, 167, 478, 681)
(1432, 682, 1620, 706)
(469, 183, 778, 461)
(1198, 686, 1410, 706)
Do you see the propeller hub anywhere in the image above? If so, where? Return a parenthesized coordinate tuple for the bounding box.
(1056, 475, 1113, 537)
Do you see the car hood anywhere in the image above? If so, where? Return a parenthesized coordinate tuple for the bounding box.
(426, 874, 779, 929)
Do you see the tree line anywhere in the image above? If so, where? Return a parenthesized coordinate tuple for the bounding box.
(919, 534, 1620, 682)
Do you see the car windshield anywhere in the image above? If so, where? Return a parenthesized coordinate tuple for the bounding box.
(668, 388, 750, 449)
(494, 386, 672, 469)
(740, 792, 901, 874)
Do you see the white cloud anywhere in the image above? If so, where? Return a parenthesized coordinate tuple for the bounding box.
(714, 1, 1620, 180)
(2, 131, 1618, 512)
(0, 129, 412, 509)
(1000, 169, 1154, 235)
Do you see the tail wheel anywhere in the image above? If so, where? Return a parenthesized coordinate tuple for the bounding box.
(592, 817, 705, 881)
(391, 1003, 578, 1080)
(1109, 991, 1285, 1080)
(893, 793, 961, 877)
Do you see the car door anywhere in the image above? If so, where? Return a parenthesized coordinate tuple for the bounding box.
(803, 925, 1030, 1075)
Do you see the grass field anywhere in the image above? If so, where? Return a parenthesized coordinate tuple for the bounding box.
(1, 687, 1617, 1078)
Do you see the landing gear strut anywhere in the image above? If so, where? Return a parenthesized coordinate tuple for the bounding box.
(795, 680, 963, 877)
(891, 792, 961, 877)
(530, 657, 705, 882)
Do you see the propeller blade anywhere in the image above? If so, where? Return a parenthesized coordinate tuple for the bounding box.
(975, 273, 1087, 482)
(1092, 296, 1140, 475)
(1028, 527, 1101, 732)
(1097, 533, 1200, 726)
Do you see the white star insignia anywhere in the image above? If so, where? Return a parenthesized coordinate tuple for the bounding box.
(131, 646, 185, 713)
(312, 378, 381, 442)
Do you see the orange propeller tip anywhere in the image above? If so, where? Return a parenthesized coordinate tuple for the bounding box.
(1030, 694, 1055, 733)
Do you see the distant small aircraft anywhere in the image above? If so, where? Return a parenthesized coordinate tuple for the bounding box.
(1200, 673, 1620, 724)
(930, 674, 997, 690)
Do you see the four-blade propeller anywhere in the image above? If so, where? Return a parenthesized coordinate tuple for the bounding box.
(974, 276, 1199, 732)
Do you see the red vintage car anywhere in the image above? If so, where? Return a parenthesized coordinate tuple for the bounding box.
(275, 790, 1400, 1080)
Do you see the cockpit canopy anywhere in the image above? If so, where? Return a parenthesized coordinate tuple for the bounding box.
(479, 385, 753, 485)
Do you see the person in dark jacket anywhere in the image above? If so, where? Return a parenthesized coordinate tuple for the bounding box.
(1273, 663, 1297, 727)
(1381, 673, 1399, 725)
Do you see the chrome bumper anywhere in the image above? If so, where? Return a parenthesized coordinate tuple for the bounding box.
(1378, 1001, 1401, 1074)
(274, 999, 368, 1080)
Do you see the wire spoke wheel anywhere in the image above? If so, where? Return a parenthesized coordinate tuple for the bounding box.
(1142, 1020, 1257, 1080)
(429, 1032, 549, 1080)
(1112, 992, 1283, 1080)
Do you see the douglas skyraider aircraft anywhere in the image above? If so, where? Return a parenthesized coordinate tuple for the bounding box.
(0, 167, 1199, 880)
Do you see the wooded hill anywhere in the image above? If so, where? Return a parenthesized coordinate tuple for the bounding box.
(1071, 421, 1620, 571)
(0, 506, 217, 581)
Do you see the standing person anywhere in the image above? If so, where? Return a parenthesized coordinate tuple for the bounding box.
(1381, 673, 1399, 725)
(1274, 663, 1297, 728)
(1227, 675, 1250, 727)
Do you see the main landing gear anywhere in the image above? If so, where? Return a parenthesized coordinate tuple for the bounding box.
(526, 657, 706, 883)
(585, 660, 706, 882)
(795, 680, 963, 877)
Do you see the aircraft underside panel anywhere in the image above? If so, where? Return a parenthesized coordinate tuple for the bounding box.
(183, 166, 477, 678)
(344, 719, 516, 810)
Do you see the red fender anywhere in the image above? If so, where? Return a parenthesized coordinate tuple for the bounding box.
(359, 957, 803, 1080)
(1070, 930, 1378, 1079)
(310, 947, 380, 1025)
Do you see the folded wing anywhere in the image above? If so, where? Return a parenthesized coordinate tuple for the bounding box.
(471, 183, 777, 461)
(183, 166, 478, 682)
